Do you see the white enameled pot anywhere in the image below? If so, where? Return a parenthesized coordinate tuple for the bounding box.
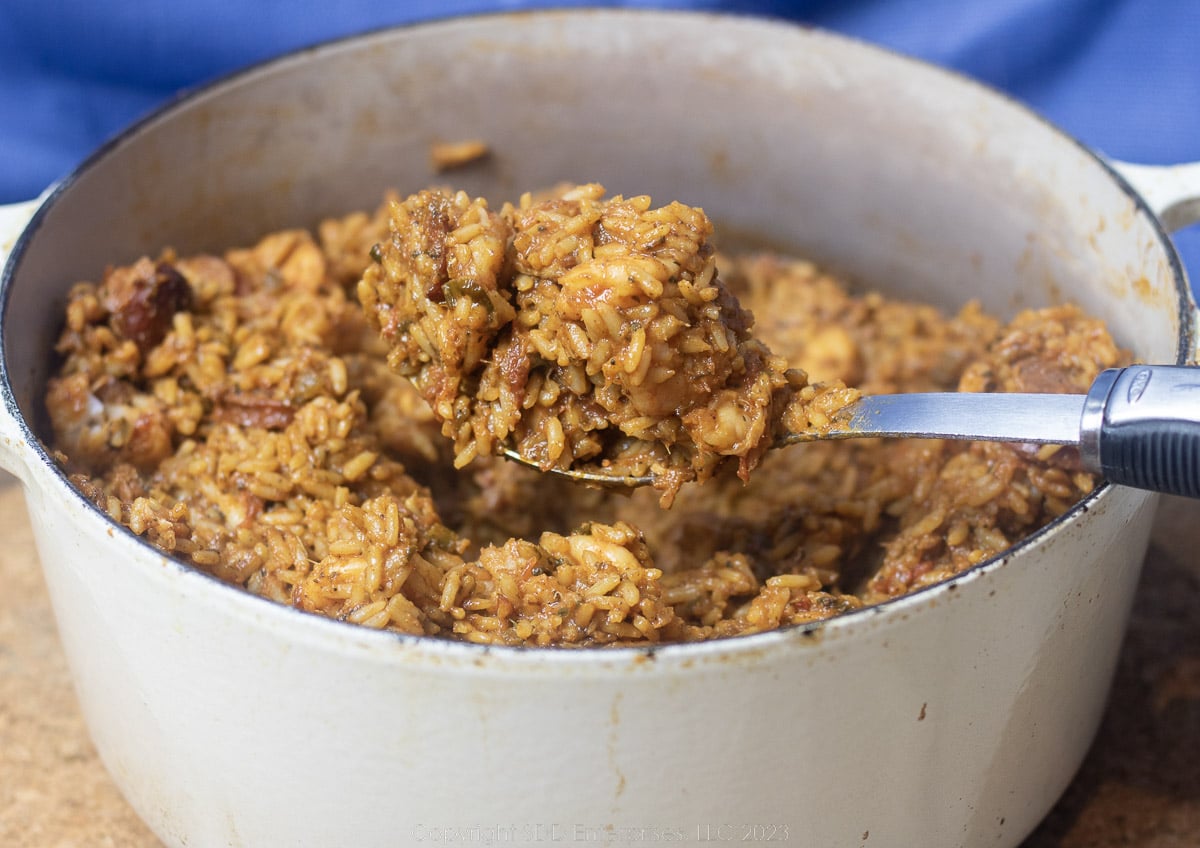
(2, 11, 1199, 848)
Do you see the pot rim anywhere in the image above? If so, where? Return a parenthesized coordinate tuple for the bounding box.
(1, 7, 1192, 669)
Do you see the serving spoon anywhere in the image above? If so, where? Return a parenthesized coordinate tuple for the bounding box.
(501, 364, 1200, 498)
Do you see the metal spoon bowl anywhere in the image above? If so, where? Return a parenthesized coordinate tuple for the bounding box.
(501, 365, 1200, 498)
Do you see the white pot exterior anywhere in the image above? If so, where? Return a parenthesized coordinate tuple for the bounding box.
(1, 12, 1197, 848)
(17, 467, 1159, 848)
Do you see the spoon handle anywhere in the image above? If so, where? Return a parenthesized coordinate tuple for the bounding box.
(1082, 365, 1200, 498)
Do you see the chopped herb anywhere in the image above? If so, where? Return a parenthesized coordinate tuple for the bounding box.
(445, 278, 495, 315)
(427, 525, 458, 549)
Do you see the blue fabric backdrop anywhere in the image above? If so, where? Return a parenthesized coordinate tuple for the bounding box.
(1, 0, 1197, 280)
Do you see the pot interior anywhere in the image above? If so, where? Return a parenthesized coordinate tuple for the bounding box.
(3, 9, 1189, 460)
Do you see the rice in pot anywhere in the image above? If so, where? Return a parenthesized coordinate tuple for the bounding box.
(43, 185, 1128, 646)
(357, 184, 860, 505)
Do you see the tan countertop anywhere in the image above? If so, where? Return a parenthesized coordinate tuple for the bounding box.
(1, 477, 1197, 847)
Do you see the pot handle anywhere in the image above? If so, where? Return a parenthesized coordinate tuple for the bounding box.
(0, 197, 43, 483)
(1111, 160, 1200, 365)
(1109, 160, 1200, 233)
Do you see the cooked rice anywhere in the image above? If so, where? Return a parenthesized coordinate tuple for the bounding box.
(429, 139, 490, 172)
(43, 187, 1129, 646)
(358, 184, 859, 504)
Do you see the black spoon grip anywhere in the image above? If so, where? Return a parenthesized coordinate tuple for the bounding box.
(1083, 366, 1200, 498)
